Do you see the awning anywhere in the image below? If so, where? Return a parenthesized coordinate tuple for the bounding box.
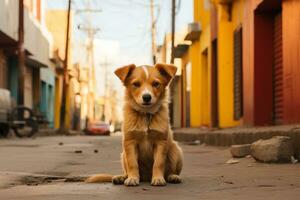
(26, 56, 47, 68)
(174, 44, 189, 58)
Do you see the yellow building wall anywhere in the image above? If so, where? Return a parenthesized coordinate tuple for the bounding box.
(190, 0, 211, 127)
(216, 0, 244, 128)
(46, 10, 73, 130)
(190, 41, 202, 127)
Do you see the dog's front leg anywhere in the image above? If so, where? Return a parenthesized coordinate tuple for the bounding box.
(151, 140, 167, 186)
(124, 139, 140, 186)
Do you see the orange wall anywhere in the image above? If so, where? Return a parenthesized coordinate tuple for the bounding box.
(243, 0, 300, 125)
(242, 0, 263, 126)
(282, 0, 300, 123)
(46, 10, 72, 65)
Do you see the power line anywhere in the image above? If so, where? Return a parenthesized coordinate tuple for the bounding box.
(150, 0, 157, 64)
(171, 0, 176, 64)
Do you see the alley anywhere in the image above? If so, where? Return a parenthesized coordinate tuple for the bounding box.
(0, 135, 299, 200)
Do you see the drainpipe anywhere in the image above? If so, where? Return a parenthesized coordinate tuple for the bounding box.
(17, 0, 25, 106)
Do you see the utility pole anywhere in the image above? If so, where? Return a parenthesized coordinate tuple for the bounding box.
(17, 0, 25, 105)
(170, 0, 176, 64)
(60, 0, 72, 132)
(100, 58, 111, 122)
(77, 1, 101, 124)
(150, 0, 157, 64)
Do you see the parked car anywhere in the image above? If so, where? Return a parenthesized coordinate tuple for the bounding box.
(85, 121, 110, 136)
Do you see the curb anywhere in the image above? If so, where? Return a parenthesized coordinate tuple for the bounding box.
(173, 127, 300, 155)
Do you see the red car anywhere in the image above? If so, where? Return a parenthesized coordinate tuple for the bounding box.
(85, 122, 110, 135)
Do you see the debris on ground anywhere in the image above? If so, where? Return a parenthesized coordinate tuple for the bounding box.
(226, 158, 240, 164)
(291, 156, 298, 164)
(20, 175, 65, 186)
(223, 181, 234, 184)
(250, 136, 294, 163)
(187, 140, 201, 145)
(230, 144, 251, 158)
(74, 150, 83, 154)
(58, 142, 64, 146)
(94, 149, 98, 153)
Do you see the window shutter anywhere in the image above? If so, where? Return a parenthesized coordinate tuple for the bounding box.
(233, 27, 243, 120)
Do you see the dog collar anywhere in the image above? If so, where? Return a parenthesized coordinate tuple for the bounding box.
(146, 113, 153, 132)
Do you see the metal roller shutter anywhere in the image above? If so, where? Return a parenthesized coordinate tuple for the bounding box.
(233, 27, 243, 120)
(273, 12, 283, 124)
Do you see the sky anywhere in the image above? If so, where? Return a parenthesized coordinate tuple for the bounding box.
(46, 0, 193, 96)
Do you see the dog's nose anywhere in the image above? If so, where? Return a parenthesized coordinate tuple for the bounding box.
(142, 94, 152, 103)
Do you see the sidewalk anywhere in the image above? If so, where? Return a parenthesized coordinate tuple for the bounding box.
(173, 125, 300, 155)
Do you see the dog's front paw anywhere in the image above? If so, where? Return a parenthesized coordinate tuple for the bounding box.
(124, 177, 139, 186)
(151, 177, 166, 186)
(167, 174, 182, 184)
(112, 175, 127, 185)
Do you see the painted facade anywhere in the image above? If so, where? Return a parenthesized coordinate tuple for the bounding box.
(46, 10, 73, 129)
(40, 67, 55, 127)
(210, 0, 244, 128)
(186, 0, 300, 128)
(189, 0, 211, 127)
(243, 0, 300, 126)
(0, 0, 56, 128)
(156, 32, 191, 128)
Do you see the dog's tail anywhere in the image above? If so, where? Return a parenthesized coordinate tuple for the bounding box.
(85, 174, 113, 183)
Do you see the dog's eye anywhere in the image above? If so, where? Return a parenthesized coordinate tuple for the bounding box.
(132, 82, 141, 88)
(152, 81, 160, 88)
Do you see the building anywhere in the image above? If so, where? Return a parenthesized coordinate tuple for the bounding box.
(186, 0, 212, 128)
(0, 0, 55, 127)
(46, 9, 75, 129)
(242, 0, 300, 126)
(156, 33, 191, 128)
(183, 0, 300, 128)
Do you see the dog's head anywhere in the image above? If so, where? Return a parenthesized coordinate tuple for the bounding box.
(114, 63, 177, 111)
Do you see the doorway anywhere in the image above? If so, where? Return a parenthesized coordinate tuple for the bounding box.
(211, 39, 219, 127)
(201, 49, 209, 126)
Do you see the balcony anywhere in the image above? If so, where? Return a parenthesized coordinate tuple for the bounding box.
(24, 9, 54, 68)
(0, 0, 19, 42)
(184, 23, 201, 42)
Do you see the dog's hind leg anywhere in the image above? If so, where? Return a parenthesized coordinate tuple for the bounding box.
(165, 142, 183, 184)
(112, 152, 128, 185)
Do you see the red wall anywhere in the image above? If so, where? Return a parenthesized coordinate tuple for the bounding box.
(243, 0, 300, 126)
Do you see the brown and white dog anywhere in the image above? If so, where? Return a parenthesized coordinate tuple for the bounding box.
(86, 63, 183, 186)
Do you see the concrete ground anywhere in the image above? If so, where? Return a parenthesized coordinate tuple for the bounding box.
(0, 135, 299, 200)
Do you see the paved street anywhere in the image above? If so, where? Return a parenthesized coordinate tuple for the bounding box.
(0, 135, 299, 200)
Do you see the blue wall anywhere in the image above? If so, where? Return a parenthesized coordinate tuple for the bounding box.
(40, 68, 55, 128)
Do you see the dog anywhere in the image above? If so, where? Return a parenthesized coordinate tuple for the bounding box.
(85, 63, 183, 186)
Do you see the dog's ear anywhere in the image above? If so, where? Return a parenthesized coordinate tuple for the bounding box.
(155, 63, 177, 84)
(114, 64, 136, 83)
